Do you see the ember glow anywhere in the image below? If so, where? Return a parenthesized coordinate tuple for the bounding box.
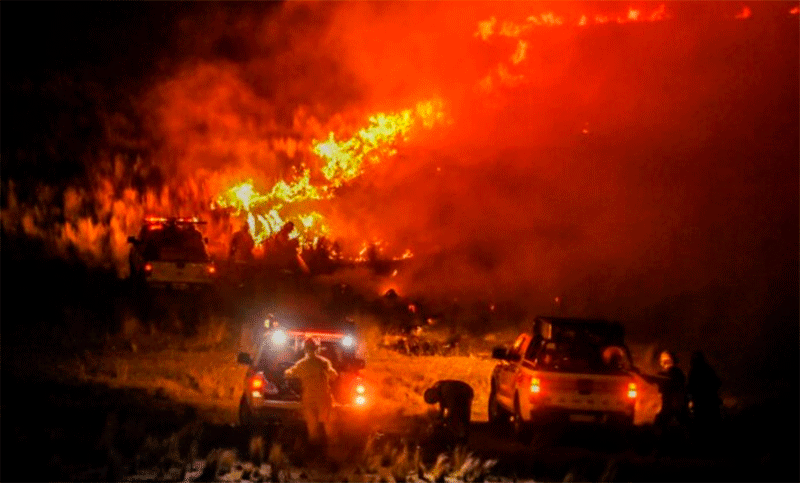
(474, 4, 672, 90)
(735, 6, 753, 20)
(475, 4, 670, 41)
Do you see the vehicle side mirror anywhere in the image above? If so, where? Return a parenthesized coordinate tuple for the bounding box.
(492, 346, 509, 360)
(127, 236, 137, 244)
(237, 352, 252, 365)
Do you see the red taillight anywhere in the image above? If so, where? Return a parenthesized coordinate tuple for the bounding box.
(207, 264, 217, 275)
(144, 263, 153, 273)
(250, 374, 278, 395)
(627, 382, 637, 399)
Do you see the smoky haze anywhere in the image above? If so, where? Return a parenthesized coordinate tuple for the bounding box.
(2, 2, 797, 389)
(315, 2, 798, 386)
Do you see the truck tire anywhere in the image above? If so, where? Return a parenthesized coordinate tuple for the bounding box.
(488, 386, 509, 427)
(513, 394, 533, 444)
(239, 395, 254, 428)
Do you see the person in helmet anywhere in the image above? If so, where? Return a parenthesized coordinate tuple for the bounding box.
(284, 337, 338, 446)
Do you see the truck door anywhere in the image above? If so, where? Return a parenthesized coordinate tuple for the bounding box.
(497, 334, 530, 403)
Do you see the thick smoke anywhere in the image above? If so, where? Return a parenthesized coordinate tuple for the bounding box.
(296, 2, 797, 384)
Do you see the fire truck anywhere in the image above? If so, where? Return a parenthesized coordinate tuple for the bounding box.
(127, 217, 218, 291)
(489, 317, 639, 441)
(236, 317, 370, 427)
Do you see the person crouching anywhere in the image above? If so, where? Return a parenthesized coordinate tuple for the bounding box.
(424, 380, 474, 446)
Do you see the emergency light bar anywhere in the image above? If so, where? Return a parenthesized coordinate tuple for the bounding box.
(266, 329, 357, 350)
(143, 216, 207, 225)
(286, 330, 345, 339)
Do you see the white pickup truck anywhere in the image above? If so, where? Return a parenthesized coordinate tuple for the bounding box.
(127, 217, 218, 291)
(489, 317, 639, 441)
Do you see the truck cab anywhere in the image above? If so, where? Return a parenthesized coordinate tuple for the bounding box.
(489, 317, 638, 440)
(128, 217, 218, 291)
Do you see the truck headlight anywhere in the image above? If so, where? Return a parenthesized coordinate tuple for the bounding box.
(271, 329, 288, 346)
(341, 335, 355, 348)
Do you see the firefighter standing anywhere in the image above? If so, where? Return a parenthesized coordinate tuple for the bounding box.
(284, 338, 338, 446)
(424, 380, 474, 445)
(230, 220, 255, 263)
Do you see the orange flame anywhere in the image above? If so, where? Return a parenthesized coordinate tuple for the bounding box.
(475, 4, 670, 40)
(313, 98, 446, 186)
(215, 99, 447, 255)
(734, 6, 752, 20)
(511, 40, 528, 65)
(473, 5, 672, 92)
(215, 179, 328, 246)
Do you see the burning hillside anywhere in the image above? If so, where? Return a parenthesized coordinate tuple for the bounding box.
(3, 2, 798, 352)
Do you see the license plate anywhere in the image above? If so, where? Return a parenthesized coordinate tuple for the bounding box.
(173, 283, 189, 290)
(569, 414, 596, 423)
(577, 379, 593, 394)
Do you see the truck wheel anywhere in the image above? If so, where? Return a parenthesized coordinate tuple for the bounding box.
(488, 388, 509, 427)
(513, 394, 533, 444)
(239, 396, 253, 428)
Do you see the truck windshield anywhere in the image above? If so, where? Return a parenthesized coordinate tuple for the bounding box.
(142, 229, 208, 262)
(544, 341, 632, 374)
(256, 337, 348, 374)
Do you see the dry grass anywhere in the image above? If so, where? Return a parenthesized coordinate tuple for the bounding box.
(61, 312, 663, 429)
(362, 348, 496, 421)
(49, 315, 247, 423)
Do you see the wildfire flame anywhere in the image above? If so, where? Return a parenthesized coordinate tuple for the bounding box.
(4, 3, 790, 279)
(313, 98, 447, 186)
(474, 5, 670, 91)
(735, 6, 752, 20)
(214, 98, 447, 254)
(475, 5, 669, 41)
(215, 178, 328, 246)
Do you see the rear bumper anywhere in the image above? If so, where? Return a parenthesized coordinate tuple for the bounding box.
(250, 399, 303, 422)
(146, 281, 214, 291)
(249, 399, 372, 424)
(529, 407, 634, 425)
